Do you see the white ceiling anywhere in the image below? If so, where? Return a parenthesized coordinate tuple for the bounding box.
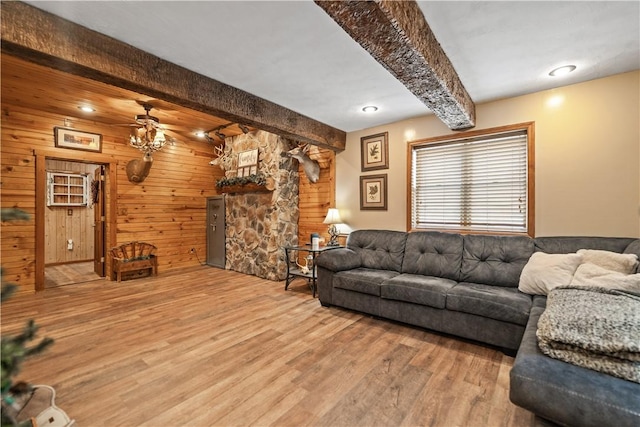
(23, 1, 640, 133)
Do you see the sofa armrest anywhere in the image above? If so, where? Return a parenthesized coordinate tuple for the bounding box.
(316, 248, 361, 272)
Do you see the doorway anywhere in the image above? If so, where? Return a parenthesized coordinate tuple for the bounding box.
(43, 159, 104, 288)
(35, 151, 116, 291)
(206, 196, 226, 268)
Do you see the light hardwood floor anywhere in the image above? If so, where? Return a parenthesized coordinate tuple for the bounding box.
(45, 261, 102, 288)
(2, 266, 549, 427)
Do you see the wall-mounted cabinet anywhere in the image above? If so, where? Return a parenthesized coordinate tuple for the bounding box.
(46, 171, 89, 206)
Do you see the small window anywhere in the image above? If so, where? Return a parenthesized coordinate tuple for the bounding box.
(46, 171, 90, 206)
(409, 122, 534, 236)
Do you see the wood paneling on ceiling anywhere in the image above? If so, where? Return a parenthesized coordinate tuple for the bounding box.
(1, 54, 244, 144)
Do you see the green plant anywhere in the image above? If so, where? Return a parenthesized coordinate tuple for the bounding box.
(215, 173, 267, 189)
(1, 209, 54, 427)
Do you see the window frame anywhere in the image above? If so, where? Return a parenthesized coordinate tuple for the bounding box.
(406, 122, 535, 237)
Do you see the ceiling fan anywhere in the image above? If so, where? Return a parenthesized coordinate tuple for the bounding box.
(125, 102, 177, 153)
(116, 102, 178, 183)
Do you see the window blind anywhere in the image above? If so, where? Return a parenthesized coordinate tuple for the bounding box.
(411, 130, 528, 233)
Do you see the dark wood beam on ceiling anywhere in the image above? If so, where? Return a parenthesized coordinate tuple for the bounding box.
(315, 0, 475, 130)
(0, 1, 346, 151)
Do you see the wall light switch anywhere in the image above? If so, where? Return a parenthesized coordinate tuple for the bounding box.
(67, 209, 73, 216)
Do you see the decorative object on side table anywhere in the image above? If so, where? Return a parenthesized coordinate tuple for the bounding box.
(360, 132, 388, 171)
(323, 208, 343, 246)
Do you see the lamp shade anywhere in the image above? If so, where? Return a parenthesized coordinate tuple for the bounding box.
(323, 208, 342, 225)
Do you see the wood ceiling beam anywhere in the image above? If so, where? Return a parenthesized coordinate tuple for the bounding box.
(0, 1, 346, 151)
(315, 0, 475, 130)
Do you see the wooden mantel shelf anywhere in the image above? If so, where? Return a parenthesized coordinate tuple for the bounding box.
(218, 183, 273, 194)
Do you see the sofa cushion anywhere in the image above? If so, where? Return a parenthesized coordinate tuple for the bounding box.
(347, 230, 407, 273)
(461, 234, 534, 287)
(401, 231, 463, 281)
(577, 249, 638, 274)
(333, 268, 399, 296)
(446, 282, 532, 325)
(381, 274, 457, 309)
(518, 252, 583, 295)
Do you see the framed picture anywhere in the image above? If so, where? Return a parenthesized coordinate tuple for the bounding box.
(54, 127, 102, 153)
(360, 174, 387, 210)
(237, 148, 259, 176)
(360, 132, 388, 171)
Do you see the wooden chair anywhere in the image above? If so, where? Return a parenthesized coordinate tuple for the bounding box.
(110, 241, 158, 282)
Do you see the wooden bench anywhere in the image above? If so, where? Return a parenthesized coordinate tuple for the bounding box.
(110, 241, 158, 282)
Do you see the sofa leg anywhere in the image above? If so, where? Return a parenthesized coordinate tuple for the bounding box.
(320, 301, 331, 308)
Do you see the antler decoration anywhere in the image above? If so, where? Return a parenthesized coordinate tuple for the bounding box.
(209, 144, 232, 171)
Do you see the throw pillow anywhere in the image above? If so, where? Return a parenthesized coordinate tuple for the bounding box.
(518, 252, 583, 295)
(577, 249, 638, 274)
(570, 263, 640, 292)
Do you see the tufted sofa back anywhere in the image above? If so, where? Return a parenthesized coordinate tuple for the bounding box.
(460, 234, 535, 287)
(347, 229, 407, 272)
(534, 236, 637, 255)
(402, 231, 463, 281)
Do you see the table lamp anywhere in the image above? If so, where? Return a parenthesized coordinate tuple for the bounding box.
(323, 208, 342, 246)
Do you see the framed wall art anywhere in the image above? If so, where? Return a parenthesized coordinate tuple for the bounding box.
(54, 127, 102, 153)
(237, 148, 259, 177)
(360, 131, 388, 171)
(360, 174, 388, 210)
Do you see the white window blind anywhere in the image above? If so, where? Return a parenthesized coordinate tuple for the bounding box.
(411, 130, 529, 233)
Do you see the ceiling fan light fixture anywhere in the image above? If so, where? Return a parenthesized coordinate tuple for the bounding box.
(549, 65, 576, 77)
(129, 103, 168, 155)
(130, 127, 167, 154)
(362, 105, 378, 113)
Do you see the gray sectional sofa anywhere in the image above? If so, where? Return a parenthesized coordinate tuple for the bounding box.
(315, 229, 640, 427)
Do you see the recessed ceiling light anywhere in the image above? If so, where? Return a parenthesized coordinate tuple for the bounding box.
(78, 105, 95, 112)
(195, 131, 206, 138)
(549, 65, 576, 77)
(362, 105, 378, 113)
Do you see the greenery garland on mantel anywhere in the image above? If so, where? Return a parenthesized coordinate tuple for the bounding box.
(216, 174, 272, 194)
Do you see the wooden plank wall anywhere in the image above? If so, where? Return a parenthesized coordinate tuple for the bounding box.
(1, 54, 336, 293)
(1, 106, 225, 294)
(44, 160, 99, 264)
(297, 146, 336, 247)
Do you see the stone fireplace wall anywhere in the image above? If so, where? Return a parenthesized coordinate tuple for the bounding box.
(222, 130, 299, 281)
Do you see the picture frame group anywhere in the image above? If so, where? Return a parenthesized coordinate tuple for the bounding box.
(360, 132, 389, 210)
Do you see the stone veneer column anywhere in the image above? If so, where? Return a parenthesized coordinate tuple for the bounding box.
(223, 131, 299, 281)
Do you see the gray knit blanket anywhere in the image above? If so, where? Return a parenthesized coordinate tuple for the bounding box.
(537, 286, 640, 383)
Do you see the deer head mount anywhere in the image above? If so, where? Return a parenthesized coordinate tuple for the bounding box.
(286, 143, 320, 183)
(126, 151, 153, 183)
(209, 144, 232, 171)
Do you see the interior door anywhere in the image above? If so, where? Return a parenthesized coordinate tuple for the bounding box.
(93, 165, 105, 276)
(206, 196, 225, 268)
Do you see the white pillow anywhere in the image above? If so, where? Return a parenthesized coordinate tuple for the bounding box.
(570, 262, 640, 292)
(577, 249, 638, 274)
(518, 252, 583, 295)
